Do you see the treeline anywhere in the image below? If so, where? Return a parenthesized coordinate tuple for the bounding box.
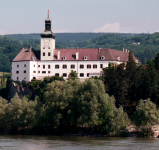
(5, 33, 139, 42)
(0, 76, 159, 136)
(103, 51, 159, 116)
(0, 78, 128, 136)
(1, 32, 159, 72)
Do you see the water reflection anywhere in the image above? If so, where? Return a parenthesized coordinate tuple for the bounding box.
(0, 135, 159, 150)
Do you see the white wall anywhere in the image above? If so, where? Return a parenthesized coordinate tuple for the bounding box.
(40, 38, 55, 60)
(11, 61, 30, 82)
(36, 60, 118, 80)
(12, 60, 124, 82)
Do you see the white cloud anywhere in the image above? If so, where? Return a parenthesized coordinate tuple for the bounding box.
(93, 22, 120, 33)
(93, 22, 135, 33)
(156, 30, 159, 33)
(53, 29, 72, 33)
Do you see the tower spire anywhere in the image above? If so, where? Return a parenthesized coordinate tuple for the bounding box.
(48, 10, 49, 18)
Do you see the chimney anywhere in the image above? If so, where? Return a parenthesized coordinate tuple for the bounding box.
(125, 49, 127, 52)
(58, 50, 60, 60)
(76, 49, 79, 60)
(28, 45, 32, 52)
(122, 48, 124, 52)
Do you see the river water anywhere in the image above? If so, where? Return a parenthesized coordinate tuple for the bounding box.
(0, 135, 159, 150)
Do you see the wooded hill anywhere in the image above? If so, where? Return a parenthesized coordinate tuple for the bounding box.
(0, 32, 159, 72)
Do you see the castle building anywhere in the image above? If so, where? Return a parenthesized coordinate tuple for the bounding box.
(11, 12, 140, 82)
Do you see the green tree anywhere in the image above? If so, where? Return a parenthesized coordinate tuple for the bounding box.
(134, 99, 159, 135)
(68, 70, 78, 80)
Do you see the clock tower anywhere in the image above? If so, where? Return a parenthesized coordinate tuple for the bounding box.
(40, 10, 55, 60)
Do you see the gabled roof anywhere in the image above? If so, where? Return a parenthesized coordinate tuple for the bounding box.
(13, 48, 40, 62)
(99, 48, 138, 62)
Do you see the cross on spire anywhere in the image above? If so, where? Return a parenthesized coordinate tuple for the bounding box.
(48, 10, 49, 18)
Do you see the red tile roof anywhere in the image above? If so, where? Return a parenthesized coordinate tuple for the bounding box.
(13, 48, 40, 62)
(13, 48, 141, 64)
(54, 48, 99, 60)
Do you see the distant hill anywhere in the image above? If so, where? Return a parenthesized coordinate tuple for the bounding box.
(5, 33, 141, 42)
(0, 32, 159, 72)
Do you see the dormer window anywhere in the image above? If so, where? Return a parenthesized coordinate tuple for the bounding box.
(117, 57, 120, 61)
(84, 56, 87, 60)
(135, 60, 138, 63)
(63, 57, 66, 60)
(32, 57, 36, 61)
(101, 56, 105, 60)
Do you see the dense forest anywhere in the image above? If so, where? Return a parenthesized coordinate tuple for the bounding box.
(1, 32, 159, 72)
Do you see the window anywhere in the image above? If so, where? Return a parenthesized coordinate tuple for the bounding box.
(32, 57, 36, 61)
(101, 56, 105, 60)
(16, 71, 19, 74)
(48, 65, 50, 69)
(33, 65, 35, 67)
(55, 65, 59, 69)
(93, 64, 97, 68)
(100, 64, 103, 68)
(17, 65, 19, 68)
(17, 77, 19, 80)
(42, 71, 46, 74)
(80, 64, 84, 69)
(80, 73, 84, 77)
(38, 71, 40, 73)
(71, 64, 75, 69)
(63, 65, 67, 69)
(24, 64, 26, 67)
(55, 73, 59, 76)
(38, 65, 40, 68)
(43, 65, 45, 69)
(63, 57, 66, 60)
(43, 52, 45, 56)
(87, 73, 89, 77)
(48, 52, 51, 56)
(87, 64, 91, 69)
(117, 57, 120, 61)
(63, 73, 67, 77)
(24, 77, 26, 80)
(84, 56, 87, 60)
(48, 71, 50, 73)
(24, 70, 26, 73)
(33, 71, 36, 73)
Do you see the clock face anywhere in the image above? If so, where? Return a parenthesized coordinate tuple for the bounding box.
(44, 43, 49, 48)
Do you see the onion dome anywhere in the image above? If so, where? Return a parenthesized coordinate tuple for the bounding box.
(41, 10, 55, 39)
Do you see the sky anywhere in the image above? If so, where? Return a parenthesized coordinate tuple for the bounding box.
(0, 0, 159, 35)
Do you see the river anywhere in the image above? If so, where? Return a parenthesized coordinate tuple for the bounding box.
(0, 135, 159, 150)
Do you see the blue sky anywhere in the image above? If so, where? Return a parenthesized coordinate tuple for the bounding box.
(0, 0, 159, 34)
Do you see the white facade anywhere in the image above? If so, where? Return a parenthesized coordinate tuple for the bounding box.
(12, 60, 124, 82)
